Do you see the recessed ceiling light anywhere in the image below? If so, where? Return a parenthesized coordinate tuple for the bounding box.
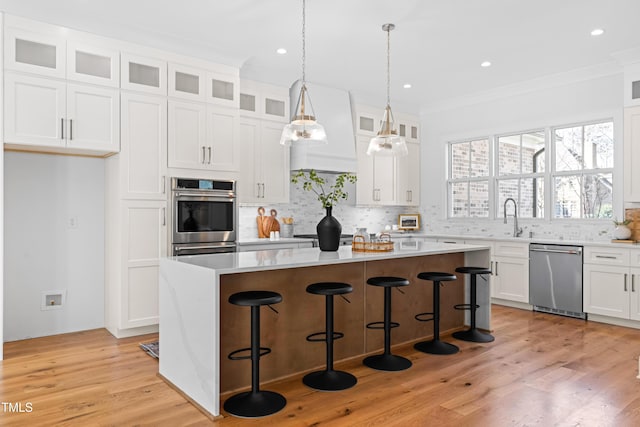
(403, 83, 412, 89)
(481, 61, 491, 68)
(590, 28, 605, 36)
(276, 48, 287, 55)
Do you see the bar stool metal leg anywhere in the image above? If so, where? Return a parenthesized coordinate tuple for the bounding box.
(414, 280, 459, 355)
(452, 272, 495, 343)
(303, 293, 357, 391)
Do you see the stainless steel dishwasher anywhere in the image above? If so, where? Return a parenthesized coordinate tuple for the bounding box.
(529, 243, 585, 319)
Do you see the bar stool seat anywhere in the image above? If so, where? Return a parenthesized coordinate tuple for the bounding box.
(452, 266, 494, 343)
(303, 282, 357, 391)
(224, 290, 286, 418)
(363, 276, 412, 371)
(414, 272, 459, 355)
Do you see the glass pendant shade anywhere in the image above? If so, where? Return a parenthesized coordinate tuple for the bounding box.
(280, 83, 327, 146)
(366, 104, 408, 156)
(368, 22, 408, 157)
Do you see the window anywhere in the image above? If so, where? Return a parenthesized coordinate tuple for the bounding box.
(496, 131, 545, 218)
(446, 119, 614, 220)
(552, 121, 613, 219)
(448, 139, 490, 217)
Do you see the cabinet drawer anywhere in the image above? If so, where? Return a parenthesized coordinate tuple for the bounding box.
(584, 246, 630, 266)
(493, 241, 528, 258)
(629, 249, 640, 267)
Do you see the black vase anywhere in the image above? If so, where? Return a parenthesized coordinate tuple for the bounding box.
(316, 207, 342, 251)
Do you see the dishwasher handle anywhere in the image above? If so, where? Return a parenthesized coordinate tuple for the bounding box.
(530, 248, 582, 255)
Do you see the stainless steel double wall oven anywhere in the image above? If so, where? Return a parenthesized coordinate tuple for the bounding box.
(170, 177, 238, 255)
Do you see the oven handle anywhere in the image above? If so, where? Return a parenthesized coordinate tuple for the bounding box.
(530, 248, 581, 255)
(174, 192, 235, 199)
(175, 244, 236, 252)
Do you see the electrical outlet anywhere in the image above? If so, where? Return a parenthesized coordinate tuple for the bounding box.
(68, 216, 78, 229)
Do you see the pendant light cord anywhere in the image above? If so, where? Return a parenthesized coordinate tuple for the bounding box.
(386, 24, 390, 107)
(302, 0, 306, 85)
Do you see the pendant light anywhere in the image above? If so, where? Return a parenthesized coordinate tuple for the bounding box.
(367, 23, 408, 156)
(280, 0, 327, 146)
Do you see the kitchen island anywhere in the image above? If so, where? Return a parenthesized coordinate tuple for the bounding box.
(158, 241, 490, 418)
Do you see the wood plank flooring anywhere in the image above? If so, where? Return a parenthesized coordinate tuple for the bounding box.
(2, 305, 640, 426)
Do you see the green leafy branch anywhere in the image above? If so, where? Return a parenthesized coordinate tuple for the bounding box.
(291, 170, 357, 208)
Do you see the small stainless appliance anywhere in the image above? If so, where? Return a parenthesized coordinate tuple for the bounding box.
(529, 243, 585, 319)
(170, 177, 237, 255)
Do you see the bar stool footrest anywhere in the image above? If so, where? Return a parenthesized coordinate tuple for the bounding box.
(414, 312, 435, 322)
(228, 346, 271, 360)
(306, 331, 344, 342)
(453, 303, 480, 311)
(366, 321, 399, 330)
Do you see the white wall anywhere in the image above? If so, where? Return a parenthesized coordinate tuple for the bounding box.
(3, 152, 105, 341)
(420, 73, 625, 241)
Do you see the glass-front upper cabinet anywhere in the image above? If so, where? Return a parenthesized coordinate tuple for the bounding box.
(121, 53, 167, 95)
(67, 42, 119, 87)
(206, 70, 239, 108)
(4, 25, 66, 78)
(168, 63, 206, 101)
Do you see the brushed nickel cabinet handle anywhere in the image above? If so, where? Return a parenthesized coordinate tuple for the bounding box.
(208, 146, 212, 164)
(61, 118, 64, 139)
(162, 207, 166, 226)
(202, 146, 206, 164)
(624, 273, 628, 292)
(70, 119, 73, 140)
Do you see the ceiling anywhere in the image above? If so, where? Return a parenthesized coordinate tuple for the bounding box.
(1, 0, 639, 112)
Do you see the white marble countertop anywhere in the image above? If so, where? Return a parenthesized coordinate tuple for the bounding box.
(418, 233, 638, 248)
(170, 241, 490, 275)
(237, 237, 314, 245)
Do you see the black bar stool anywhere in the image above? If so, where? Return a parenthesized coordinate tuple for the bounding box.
(452, 266, 494, 343)
(303, 282, 357, 391)
(414, 272, 459, 355)
(363, 276, 412, 371)
(223, 290, 286, 418)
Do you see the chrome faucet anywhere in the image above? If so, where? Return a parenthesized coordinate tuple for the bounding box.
(503, 198, 523, 237)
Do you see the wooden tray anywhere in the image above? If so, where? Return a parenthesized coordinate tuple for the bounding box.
(352, 235, 394, 252)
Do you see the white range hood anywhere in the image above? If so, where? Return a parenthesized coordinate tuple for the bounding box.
(288, 80, 357, 173)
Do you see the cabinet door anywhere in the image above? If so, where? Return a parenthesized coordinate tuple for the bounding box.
(168, 63, 206, 101)
(583, 264, 629, 319)
(120, 92, 167, 199)
(262, 88, 289, 123)
(260, 121, 289, 203)
(206, 70, 239, 108)
(121, 200, 167, 329)
(492, 256, 529, 303)
(67, 42, 119, 87)
(206, 105, 239, 171)
(374, 154, 395, 204)
(121, 53, 167, 95)
(630, 268, 640, 321)
(66, 83, 120, 152)
(356, 136, 376, 204)
(4, 73, 66, 147)
(624, 106, 640, 201)
(168, 100, 207, 169)
(396, 141, 420, 206)
(4, 26, 65, 78)
(238, 118, 261, 202)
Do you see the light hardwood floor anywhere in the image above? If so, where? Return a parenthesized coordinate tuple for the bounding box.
(2, 305, 640, 426)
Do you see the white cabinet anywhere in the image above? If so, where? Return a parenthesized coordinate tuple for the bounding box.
(168, 63, 206, 101)
(168, 100, 206, 169)
(240, 79, 289, 123)
(356, 134, 395, 205)
(396, 141, 420, 206)
(120, 201, 167, 329)
(206, 105, 240, 171)
(354, 105, 421, 206)
(4, 73, 119, 153)
(206, 70, 239, 108)
(583, 246, 640, 321)
(120, 92, 167, 199)
(4, 17, 119, 86)
(239, 118, 289, 203)
(121, 53, 167, 95)
(491, 241, 529, 304)
(624, 106, 640, 202)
